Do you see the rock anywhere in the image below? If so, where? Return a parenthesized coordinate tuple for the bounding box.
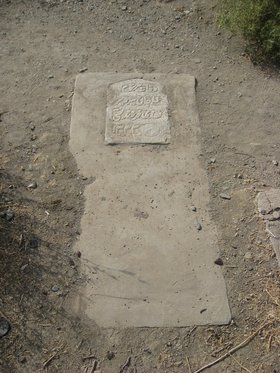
(272, 211, 280, 220)
(79, 67, 88, 73)
(27, 181, 37, 189)
(244, 252, 252, 259)
(272, 160, 278, 166)
(195, 221, 202, 231)
(28, 237, 39, 249)
(107, 351, 115, 360)
(219, 193, 231, 200)
(191, 206, 197, 212)
(76, 250, 82, 258)
(121, 5, 127, 10)
(0, 317, 11, 338)
(214, 258, 223, 266)
(19, 357, 27, 364)
(51, 285, 59, 292)
(5, 210, 14, 222)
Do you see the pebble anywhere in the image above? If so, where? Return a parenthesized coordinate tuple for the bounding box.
(0, 317, 11, 338)
(244, 252, 252, 259)
(121, 5, 127, 10)
(195, 221, 202, 231)
(51, 285, 59, 292)
(272, 160, 278, 166)
(214, 258, 223, 266)
(260, 208, 266, 215)
(4, 210, 14, 222)
(191, 206, 197, 212)
(27, 181, 37, 189)
(219, 193, 231, 200)
(272, 211, 280, 220)
(19, 357, 27, 364)
(107, 351, 115, 360)
(79, 67, 88, 73)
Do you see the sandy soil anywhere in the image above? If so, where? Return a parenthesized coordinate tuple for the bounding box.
(0, 0, 279, 372)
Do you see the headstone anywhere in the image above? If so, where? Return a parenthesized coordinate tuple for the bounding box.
(69, 73, 231, 327)
(105, 79, 170, 144)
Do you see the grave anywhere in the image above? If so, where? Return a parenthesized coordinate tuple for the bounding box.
(69, 73, 231, 327)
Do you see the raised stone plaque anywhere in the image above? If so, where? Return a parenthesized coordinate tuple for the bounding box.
(105, 79, 170, 144)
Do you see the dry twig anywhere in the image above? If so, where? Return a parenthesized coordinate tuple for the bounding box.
(120, 356, 131, 373)
(193, 320, 274, 373)
(43, 351, 58, 369)
(186, 356, 192, 373)
(230, 353, 252, 373)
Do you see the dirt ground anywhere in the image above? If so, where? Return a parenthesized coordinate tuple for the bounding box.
(0, 0, 279, 372)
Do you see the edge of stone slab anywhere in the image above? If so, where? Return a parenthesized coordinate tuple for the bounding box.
(71, 72, 197, 148)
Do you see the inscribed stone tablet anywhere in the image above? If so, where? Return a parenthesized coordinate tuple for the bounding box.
(105, 79, 170, 144)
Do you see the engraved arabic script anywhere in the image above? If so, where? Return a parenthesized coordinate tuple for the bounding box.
(105, 79, 170, 144)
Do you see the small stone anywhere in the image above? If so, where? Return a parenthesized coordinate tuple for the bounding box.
(76, 251, 82, 258)
(244, 252, 252, 259)
(48, 75, 54, 79)
(174, 361, 183, 367)
(210, 158, 216, 164)
(28, 237, 39, 249)
(79, 67, 88, 73)
(121, 5, 127, 10)
(214, 258, 223, 266)
(191, 206, 197, 212)
(30, 134, 37, 141)
(0, 317, 11, 338)
(5, 210, 14, 222)
(51, 285, 59, 292)
(260, 208, 266, 215)
(195, 221, 202, 231)
(219, 193, 231, 200)
(27, 181, 37, 189)
(107, 351, 115, 360)
(21, 264, 28, 271)
(272, 211, 280, 220)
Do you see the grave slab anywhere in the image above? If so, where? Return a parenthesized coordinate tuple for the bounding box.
(69, 73, 231, 327)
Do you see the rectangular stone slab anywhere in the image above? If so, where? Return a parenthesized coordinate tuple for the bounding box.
(69, 73, 231, 327)
(105, 78, 170, 144)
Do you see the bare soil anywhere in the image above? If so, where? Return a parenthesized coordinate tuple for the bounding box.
(0, 1, 279, 372)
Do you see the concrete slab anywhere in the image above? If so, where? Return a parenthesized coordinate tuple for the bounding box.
(257, 189, 280, 265)
(69, 73, 231, 327)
